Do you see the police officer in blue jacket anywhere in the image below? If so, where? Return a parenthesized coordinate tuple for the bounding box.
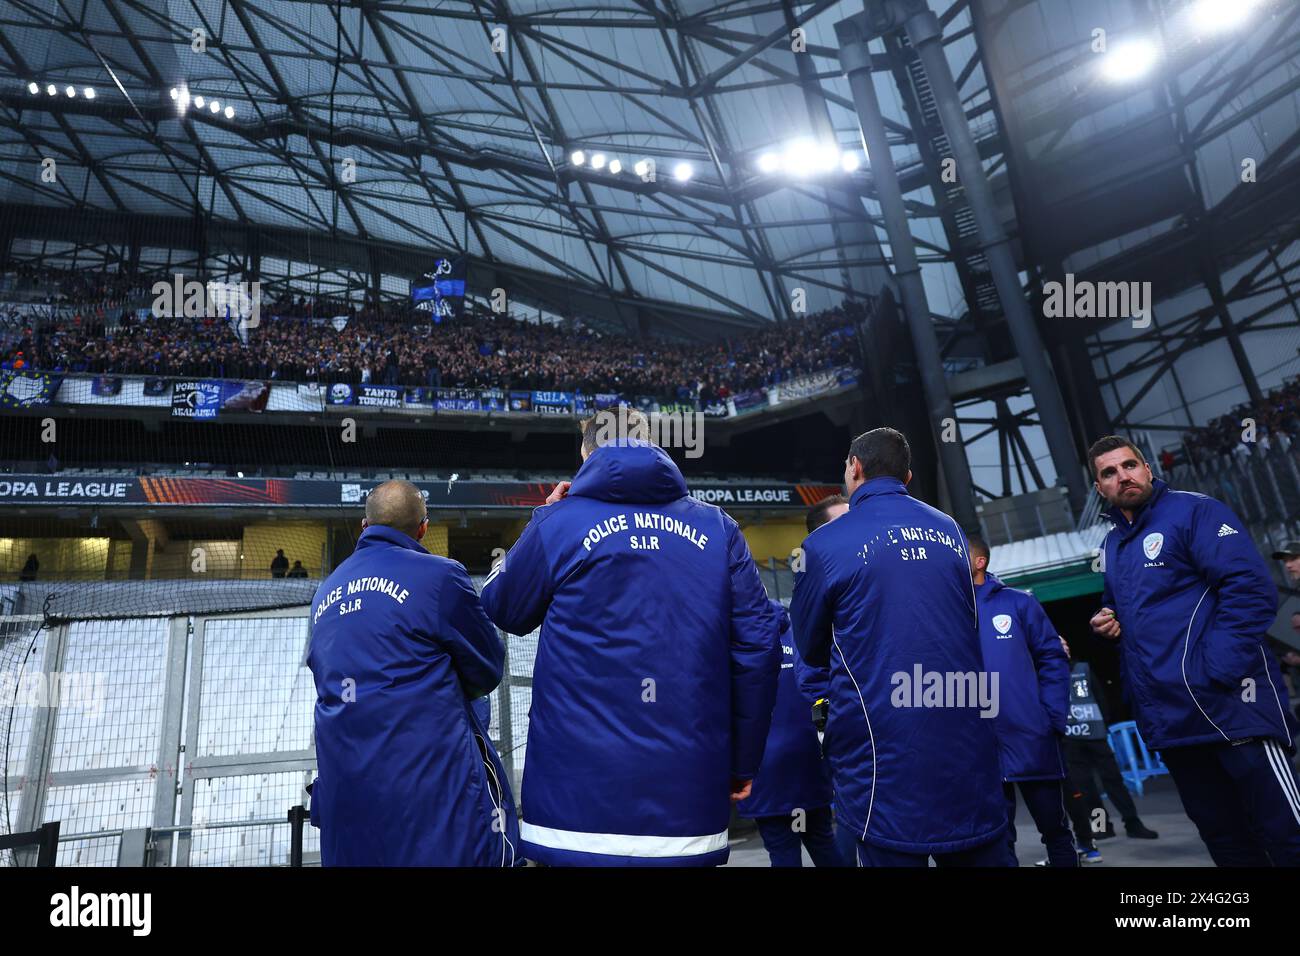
(791, 427, 1011, 866)
(968, 537, 1076, 867)
(481, 409, 781, 866)
(307, 480, 519, 866)
(1088, 435, 1300, 865)
(736, 599, 844, 867)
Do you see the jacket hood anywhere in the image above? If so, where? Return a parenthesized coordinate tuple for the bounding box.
(568, 441, 689, 505)
(975, 572, 1006, 598)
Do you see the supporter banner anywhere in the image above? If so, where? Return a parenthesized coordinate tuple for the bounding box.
(18, 367, 859, 419)
(171, 380, 222, 419)
(434, 387, 480, 412)
(90, 375, 122, 397)
(0, 369, 62, 408)
(172, 379, 271, 418)
(657, 402, 696, 416)
(221, 380, 271, 413)
(355, 384, 401, 408)
(731, 388, 766, 413)
(410, 255, 467, 321)
(777, 368, 842, 402)
(532, 390, 572, 416)
(0, 473, 841, 511)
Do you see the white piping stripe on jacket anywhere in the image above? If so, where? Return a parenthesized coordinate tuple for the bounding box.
(474, 731, 516, 867)
(1261, 740, 1300, 826)
(482, 562, 504, 589)
(519, 821, 728, 858)
(1180, 586, 1229, 741)
(832, 625, 875, 842)
(1259, 646, 1293, 741)
(1264, 739, 1300, 814)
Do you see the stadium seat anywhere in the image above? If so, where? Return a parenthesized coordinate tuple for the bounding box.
(1106, 720, 1168, 796)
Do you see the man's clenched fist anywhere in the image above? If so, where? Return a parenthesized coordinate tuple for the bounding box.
(1090, 607, 1121, 639)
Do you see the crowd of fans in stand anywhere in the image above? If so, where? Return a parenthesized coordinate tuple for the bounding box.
(1167, 376, 1300, 468)
(0, 265, 866, 402)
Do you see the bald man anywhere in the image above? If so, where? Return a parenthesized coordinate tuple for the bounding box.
(306, 480, 520, 866)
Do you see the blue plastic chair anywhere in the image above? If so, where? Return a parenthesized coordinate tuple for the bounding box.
(1106, 720, 1168, 796)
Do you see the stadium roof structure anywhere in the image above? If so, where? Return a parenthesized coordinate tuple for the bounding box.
(2, 1, 1296, 337)
(0, 0, 1016, 337)
(2, 0, 1300, 509)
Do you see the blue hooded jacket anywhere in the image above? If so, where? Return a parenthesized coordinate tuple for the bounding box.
(1100, 478, 1295, 749)
(791, 477, 1006, 854)
(480, 442, 781, 866)
(307, 524, 520, 866)
(974, 574, 1070, 781)
(735, 600, 834, 819)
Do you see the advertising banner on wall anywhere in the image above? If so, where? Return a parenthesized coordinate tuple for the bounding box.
(0, 473, 842, 512)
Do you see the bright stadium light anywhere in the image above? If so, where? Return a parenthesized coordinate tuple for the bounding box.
(83, 87, 95, 99)
(1192, 0, 1259, 33)
(224, 105, 235, 119)
(170, 87, 178, 100)
(65, 85, 76, 97)
(673, 161, 693, 182)
(633, 159, 651, 177)
(591, 152, 607, 170)
(782, 138, 818, 176)
(841, 151, 862, 173)
(194, 95, 205, 108)
(177, 87, 190, 114)
(28, 82, 38, 94)
(46, 84, 57, 96)
(816, 143, 841, 173)
(607, 158, 622, 174)
(757, 152, 780, 173)
(1100, 38, 1160, 83)
(570, 149, 586, 166)
(209, 99, 221, 113)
